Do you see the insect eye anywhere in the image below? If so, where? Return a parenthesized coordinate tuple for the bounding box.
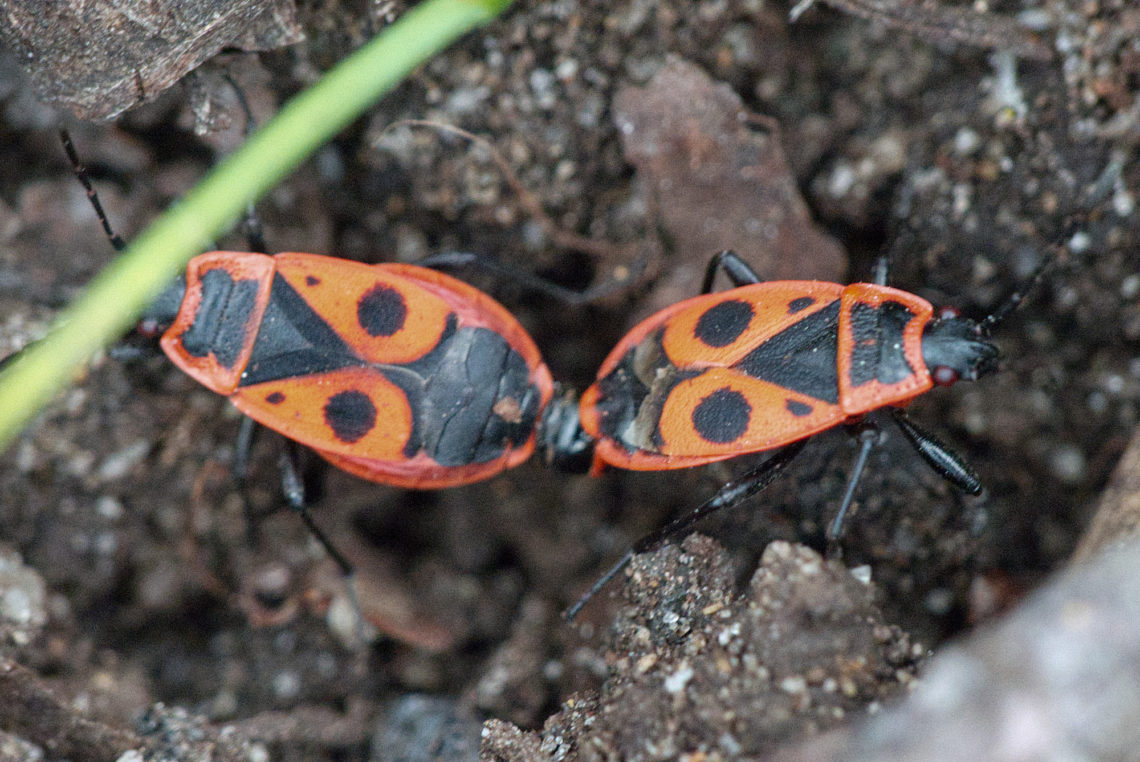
(936, 306, 961, 321)
(932, 366, 960, 386)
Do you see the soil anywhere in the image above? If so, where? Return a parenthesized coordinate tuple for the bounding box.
(0, 0, 1137, 760)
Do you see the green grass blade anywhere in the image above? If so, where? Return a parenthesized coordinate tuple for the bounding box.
(0, 0, 515, 450)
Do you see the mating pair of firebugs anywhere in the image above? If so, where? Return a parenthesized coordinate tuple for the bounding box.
(153, 247, 999, 487)
(60, 132, 1020, 617)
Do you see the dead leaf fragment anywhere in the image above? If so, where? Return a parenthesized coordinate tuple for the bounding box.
(614, 58, 846, 314)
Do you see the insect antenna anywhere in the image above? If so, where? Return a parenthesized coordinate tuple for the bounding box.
(59, 130, 127, 252)
(979, 215, 1084, 333)
(977, 257, 1052, 333)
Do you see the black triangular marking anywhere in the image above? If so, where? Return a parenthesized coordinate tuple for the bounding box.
(240, 273, 360, 386)
(734, 300, 840, 404)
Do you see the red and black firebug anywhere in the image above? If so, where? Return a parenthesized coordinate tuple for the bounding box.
(565, 248, 1043, 620)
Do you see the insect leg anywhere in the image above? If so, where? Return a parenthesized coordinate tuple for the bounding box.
(231, 415, 278, 549)
(891, 408, 983, 494)
(415, 251, 602, 306)
(278, 440, 369, 641)
(276, 440, 353, 575)
(233, 415, 258, 490)
(826, 424, 881, 549)
(700, 250, 762, 293)
(564, 440, 806, 621)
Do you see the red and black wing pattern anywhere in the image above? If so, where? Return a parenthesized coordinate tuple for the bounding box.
(581, 282, 849, 470)
(163, 252, 552, 488)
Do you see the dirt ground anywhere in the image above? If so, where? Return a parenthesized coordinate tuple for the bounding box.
(0, 0, 1137, 760)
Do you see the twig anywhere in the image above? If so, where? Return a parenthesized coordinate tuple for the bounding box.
(228, 698, 375, 749)
(792, 0, 1053, 61)
(0, 659, 140, 760)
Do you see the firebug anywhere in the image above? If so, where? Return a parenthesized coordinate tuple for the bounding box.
(566, 248, 1042, 619)
(54, 129, 601, 640)
(60, 132, 590, 494)
(148, 249, 564, 489)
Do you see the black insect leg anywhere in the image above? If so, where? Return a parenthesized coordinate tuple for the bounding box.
(233, 415, 258, 490)
(826, 424, 882, 551)
(890, 408, 983, 494)
(231, 418, 367, 640)
(278, 439, 370, 642)
(232, 416, 271, 526)
(415, 251, 642, 306)
(277, 441, 355, 575)
(232, 416, 286, 551)
(700, 250, 763, 293)
(565, 440, 806, 621)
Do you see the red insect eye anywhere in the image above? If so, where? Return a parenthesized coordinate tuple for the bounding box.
(937, 306, 961, 321)
(932, 366, 959, 386)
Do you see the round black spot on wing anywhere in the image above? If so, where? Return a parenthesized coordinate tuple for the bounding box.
(693, 300, 754, 348)
(265, 391, 286, 405)
(785, 398, 813, 417)
(691, 387, 751, 444)
(305, 275, 321, 286)
(357, 284, 407, 337)
(788, 296, 815, 314)
(323, 390, 377, 444)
